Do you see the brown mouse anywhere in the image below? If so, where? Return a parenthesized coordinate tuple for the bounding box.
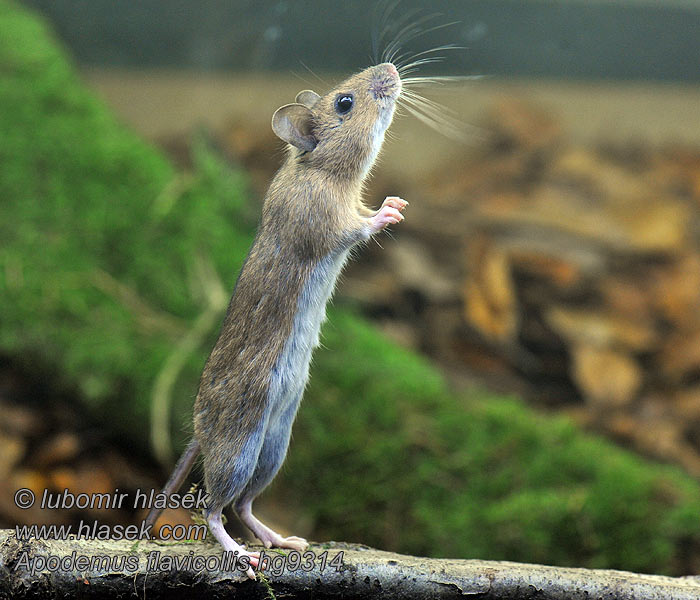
(145, 61, 406, 578)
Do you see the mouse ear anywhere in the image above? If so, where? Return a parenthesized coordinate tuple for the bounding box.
(272, 103, 317, 152)
(295, 90, 321, 109)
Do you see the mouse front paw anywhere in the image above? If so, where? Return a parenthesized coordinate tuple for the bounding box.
(380, 196, 408, 212)
(369, 196, 407, 233)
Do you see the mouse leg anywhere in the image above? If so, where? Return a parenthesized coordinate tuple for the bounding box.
(234, 400, 308, 552)
(206, 506, 260, 579)
(202, 419, 269, 579)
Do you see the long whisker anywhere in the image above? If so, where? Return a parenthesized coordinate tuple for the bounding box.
(391, 22, 462, 66)
(399, 89, 483, 143)
(393, 43, 458, 66)
(401, 75, 485, 86)
(401, 104, 467, 142)
(381, 10, 428, 62)
(297, 60, 328, 86)
(396, 43, 463, 70)
(401, 92, 459, 122)
(383, 12, 451, 64)
(400, 95, 455, 124)
(382, 12, 442, 64)
(397, 57, 447, 73)
(400, 103, 470, 142)
(372, 0, 403, 63)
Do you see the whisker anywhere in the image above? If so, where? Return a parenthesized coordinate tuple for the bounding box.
(402, 75, 485, 86)
(396, 46, 464, 75)
(297, 60, 328, 86)
(382, 11, 439, 64)
(372, 0, 403, 63)
(380, 11, 423, 61)
(401, 94, 456, 122)
(393, 22, 462, 63)
(404, 104, 463, 131)
(402, 89, 457, 112)
(399, 90, 479, 140)
(396, 43, 463, 67)
(397, 57, 447, 72)
(401, 103, 470, 142)
(392, 28, 462, 70)
(392, 45, 456, 71)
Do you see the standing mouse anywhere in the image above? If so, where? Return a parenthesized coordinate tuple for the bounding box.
(145, 61, 405, 578)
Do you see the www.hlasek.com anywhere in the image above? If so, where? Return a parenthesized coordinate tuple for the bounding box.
(12, 487, 346, 575)
(14, 486, 210, 542)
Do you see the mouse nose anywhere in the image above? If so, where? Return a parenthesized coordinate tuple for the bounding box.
(380, 62, 399, 77)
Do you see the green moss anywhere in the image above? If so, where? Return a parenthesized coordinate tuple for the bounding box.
(3, 0, 700, 576)
(0, 1, 254, 441)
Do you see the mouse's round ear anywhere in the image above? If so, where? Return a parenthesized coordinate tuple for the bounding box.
(295, 90, 321, 109)
(272, 103, 317, 152)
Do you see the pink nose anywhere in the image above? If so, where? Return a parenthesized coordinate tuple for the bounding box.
(378, 62, 399, 77)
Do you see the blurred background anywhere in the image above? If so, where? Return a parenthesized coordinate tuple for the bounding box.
(2, 0, 700, 576)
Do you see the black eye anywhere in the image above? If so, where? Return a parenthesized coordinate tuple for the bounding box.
(335, 94, 354, 115)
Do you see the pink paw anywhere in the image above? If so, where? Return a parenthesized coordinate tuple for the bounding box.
(381, 196, 408, 211)
(369, 196, 407, 233)
(222, 543, 259, 579)
(275, 535, 308, 553)
(242, 551, 260, 580)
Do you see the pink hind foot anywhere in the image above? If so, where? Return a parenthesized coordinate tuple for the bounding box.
(207, 509, 260, 579)
(237, 501, 309, 553)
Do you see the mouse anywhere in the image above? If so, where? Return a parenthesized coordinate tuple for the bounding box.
(144, 61, 406, 579)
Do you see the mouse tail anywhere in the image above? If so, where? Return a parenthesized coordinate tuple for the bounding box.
(144, 438, 201, 531)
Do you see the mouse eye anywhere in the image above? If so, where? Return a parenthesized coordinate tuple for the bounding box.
(334, 94, 354, 115)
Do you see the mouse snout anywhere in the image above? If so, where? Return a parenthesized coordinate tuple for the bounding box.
(370, 63, 401, 101)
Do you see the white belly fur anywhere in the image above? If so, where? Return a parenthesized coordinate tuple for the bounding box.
(267, 249, 350, 422)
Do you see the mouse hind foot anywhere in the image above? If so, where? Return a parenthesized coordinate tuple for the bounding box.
(206, 508, 260, 579)
(236, 500, 308, 552)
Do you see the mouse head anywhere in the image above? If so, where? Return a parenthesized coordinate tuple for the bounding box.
(272, 63, 401, 179)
